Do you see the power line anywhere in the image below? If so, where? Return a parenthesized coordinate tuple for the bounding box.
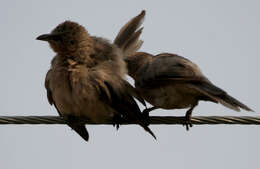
(0, 115, 260, 125)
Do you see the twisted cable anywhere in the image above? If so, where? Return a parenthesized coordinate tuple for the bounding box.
(0, 116, 260, 125)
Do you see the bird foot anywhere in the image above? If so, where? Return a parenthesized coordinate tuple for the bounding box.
(183, 114, 193, 131)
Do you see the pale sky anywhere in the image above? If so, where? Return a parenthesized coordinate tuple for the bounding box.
(0, 1, 259, 169)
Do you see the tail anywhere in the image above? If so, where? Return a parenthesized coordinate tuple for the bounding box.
(114, 10, 145, 57)
(68, 124, 89, 142)
(53, 104, 90, 142)
(192, 82, 254, 112)
(141, 123, 157, 140)
(134, 113, 157, 140)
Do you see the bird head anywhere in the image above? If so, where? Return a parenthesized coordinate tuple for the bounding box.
(36, 21, 91, 54)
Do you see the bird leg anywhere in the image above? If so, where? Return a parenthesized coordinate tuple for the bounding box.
(184, 102, 198, 131)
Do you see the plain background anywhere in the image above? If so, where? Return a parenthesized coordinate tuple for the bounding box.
(0, 1, 259, 169)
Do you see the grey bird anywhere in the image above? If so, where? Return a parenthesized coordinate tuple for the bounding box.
(124, 52, 253, 130)
(36, 19, 156, 141)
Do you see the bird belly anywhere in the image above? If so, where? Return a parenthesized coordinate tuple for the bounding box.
(48, 69, 83, 117)
(53, 83, 116, 123)
(51, 81, 78, 116)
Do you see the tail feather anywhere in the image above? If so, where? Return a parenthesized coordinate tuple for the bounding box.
(122, 27, 144, 56)
(69, 124, 89, 142)
(219, 94, 253, 112)
(114, 10, 145, 56)
(142, 124, 157, 140)
(192, 82, 253, 112)
(54, 104, 90, 142)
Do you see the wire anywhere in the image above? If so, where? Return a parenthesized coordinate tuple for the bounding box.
(0, 116, 260, 125)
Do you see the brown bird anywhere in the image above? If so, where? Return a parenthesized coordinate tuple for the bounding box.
(124, 52, 253, 130)
(36, 19, 156, 141)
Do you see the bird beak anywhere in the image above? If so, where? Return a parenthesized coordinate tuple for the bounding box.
(36, 33, 62, 41)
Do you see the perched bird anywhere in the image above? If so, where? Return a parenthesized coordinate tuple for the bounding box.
(114, 10, 253, 130)
(36, 19, 156, 141)
(124, 52, 253, 130)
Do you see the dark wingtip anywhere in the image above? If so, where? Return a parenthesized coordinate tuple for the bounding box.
(70, 124, 89, 142)
(225, 94, 255, 112)
(142, 123, 157, 140)
(146, 127, 157, 140)
(242, 106, 254, 112)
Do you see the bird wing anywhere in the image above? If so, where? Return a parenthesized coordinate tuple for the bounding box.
(137, 53, 253, 112)
(138, 53, 208, 87)
(72, 65, 156, 139)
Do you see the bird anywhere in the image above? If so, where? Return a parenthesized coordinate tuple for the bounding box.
(124, 52, 254, 130)
(36, 18, 156, 141)
(114, 10, 254, 130)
